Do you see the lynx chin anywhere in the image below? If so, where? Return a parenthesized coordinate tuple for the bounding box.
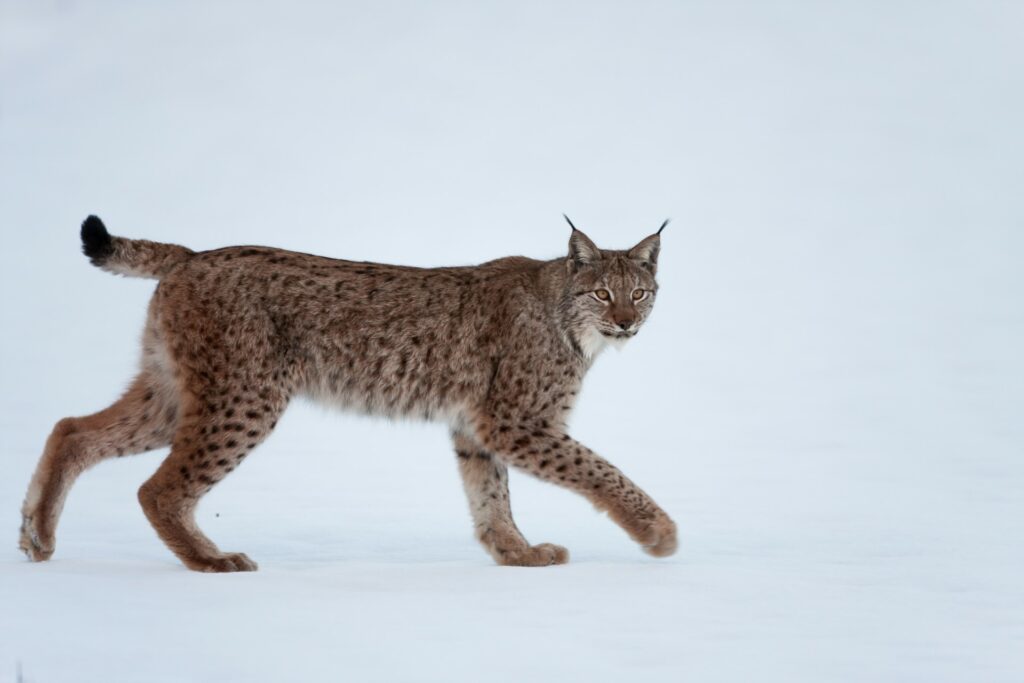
(19, 215, 677, 572)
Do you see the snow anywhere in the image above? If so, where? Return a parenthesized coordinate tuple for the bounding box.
(1, 1, 1022, 681)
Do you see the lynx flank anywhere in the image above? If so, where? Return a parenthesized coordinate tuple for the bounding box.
(19, 215, 677, 572)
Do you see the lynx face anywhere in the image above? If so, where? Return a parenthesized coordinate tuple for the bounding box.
(563, 221, 663, 354)
(572, 255, 659, 341)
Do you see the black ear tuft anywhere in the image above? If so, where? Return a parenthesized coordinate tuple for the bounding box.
(81, 215, 113, 262)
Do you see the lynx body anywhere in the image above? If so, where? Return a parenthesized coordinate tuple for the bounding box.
(19, 216, 676, 571)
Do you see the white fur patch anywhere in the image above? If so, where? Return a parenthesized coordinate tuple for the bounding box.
(23, 478, 43, 511)
(607, 336, 629, 351)
(103, 263, 162, 280)
(577, 327, 609, 360)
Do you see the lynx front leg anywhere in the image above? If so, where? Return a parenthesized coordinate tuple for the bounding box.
(474, 417, 677, 558)
(452, 432, 568, 567)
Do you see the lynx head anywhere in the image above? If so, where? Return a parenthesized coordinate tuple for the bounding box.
(560, 216, 666, 358)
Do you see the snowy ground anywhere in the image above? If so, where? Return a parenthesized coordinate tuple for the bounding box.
(1, 2, 1023, 681)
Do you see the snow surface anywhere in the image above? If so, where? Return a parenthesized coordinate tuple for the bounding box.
(2, 1, 1023, 681)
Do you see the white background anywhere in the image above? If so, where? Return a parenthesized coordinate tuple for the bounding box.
(1, 2, 1022, 681)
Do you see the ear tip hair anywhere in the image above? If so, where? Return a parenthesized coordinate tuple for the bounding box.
(562, 213, 579, 232)
(657, 218, 670, 235)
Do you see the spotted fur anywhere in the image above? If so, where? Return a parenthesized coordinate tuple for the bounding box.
(19, 215, 676, 572)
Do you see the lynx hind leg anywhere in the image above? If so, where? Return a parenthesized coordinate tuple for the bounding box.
(453, 432, 568, 567)
(137, 383, 288, 573)
(20, 372, 178, 562)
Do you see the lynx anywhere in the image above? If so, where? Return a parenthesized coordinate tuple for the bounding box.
(19, 215, 677, 572)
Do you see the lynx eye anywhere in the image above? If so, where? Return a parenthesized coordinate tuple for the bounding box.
(632, 289, 647, 301)
(593, 289, 611, 302)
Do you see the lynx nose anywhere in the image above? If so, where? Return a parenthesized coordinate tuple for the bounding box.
(616, 320, 633, 331)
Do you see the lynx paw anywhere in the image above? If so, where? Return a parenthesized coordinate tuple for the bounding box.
(638, 514, 678, 558)
(497, 543, 570, 567)
(18, 514, 54, 562)
(189, 552, 259, 573)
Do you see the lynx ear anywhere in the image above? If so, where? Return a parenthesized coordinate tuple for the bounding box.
(628, 219, 668, 271)
(564, 215, 602, 267)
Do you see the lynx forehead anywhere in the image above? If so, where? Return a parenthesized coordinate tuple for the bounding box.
(20, 215, 677, 572)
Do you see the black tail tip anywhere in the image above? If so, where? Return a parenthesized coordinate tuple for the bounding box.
(81, 215, 113, 261)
